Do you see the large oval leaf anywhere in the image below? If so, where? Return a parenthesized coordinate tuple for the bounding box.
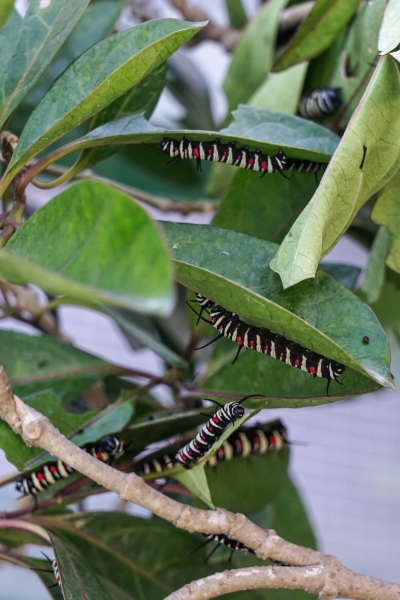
(26, 105, 340, 184)
(378, 0, 400, 55)
(162, 222, 392, 395)
(273, 0, 360, 72)
(0, 0, 91, 129)
(270, 55, 400, 288)
(0, 180, 174, 314)
(0, 18, 203, 194)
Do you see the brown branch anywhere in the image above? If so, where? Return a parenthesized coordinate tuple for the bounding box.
(0, 366, 399, 600)
(167, 0, 315, 52)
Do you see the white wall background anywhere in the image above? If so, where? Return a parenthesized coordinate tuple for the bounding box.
(1, 1, 399, 597)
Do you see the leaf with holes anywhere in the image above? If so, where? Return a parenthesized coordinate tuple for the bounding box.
(273, 0, 360, 72)
(0, 180, 174, 314)
(270, 56, 400, 289)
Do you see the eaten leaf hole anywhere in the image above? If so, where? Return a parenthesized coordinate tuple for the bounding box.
(39, 0, 51, 7)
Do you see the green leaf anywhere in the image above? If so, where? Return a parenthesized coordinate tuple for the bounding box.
(14, 0, 125, 121)
(248, 62, 308, 114)
(319, 263, 361, 290)
(175, 465, 215, 508)
(0, 0, 91, 129)
(205, 446, 289, 514)
(100, 306, 186, 368)
(0, 180, 174, 314)
(223, 0, 288, 112)
(50, 532, 114, 600)
(212, 169, 319, 244)
(0, 10, 22, 77)
(221, 105, 339, 161)
(270, 56, 400, 288)
(325, 0, 386, 131)
(361, 227, 391, 304)
(162, 222, 392, 393)
(1, 18, 204, 190)
(0, 330, 113, 403)
(372, 170, 400, 275)
(35, 513, 216, 599)
(71, 62, 167, 175)
(378, 0, 400, 55)
(226, 0, 248, 28)
(0, 0, 13, 30)
(26, 399, 135, 471)
(273, 0, 360, 72)
(271, 476, 318, 550)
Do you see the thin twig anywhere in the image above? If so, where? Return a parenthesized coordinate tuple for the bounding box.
(0, 366, 399, 600)
(33, 163, 217, 216)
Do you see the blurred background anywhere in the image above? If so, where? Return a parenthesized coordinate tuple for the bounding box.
(0, 0, 399, 597)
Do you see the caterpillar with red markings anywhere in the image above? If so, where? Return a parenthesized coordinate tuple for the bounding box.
(175, 396, 260, 469)
(136, 419, 288, 476)
(191, 294, 345, 395)
(159, 137, 327, 175)
(15, 435, 124, 497)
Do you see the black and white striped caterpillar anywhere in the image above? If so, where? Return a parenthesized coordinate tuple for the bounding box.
(16, 435, 124, 497)
(136, 419, 288, 476)
(159, 137, 327, 176)
(196, 534, 255, 563)
(31, 553, 61, 589)
(192, 295, 345, 395)
(299, 87, 342, 119)
(175, 396, 259, 469)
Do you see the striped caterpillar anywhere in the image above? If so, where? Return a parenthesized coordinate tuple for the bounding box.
(299, 87, 342, 119)
(192, 295, 345, 395)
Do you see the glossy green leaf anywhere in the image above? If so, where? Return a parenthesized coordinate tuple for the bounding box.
(35, 513, 217, 599)
(0, 0, 13, 29)
(101, 305, 186, 368)
(205, 447, 289, 514)
(212, 169, 319, 244)
(14, 0, 124, 123)
(0, 181, 175, 314)
(0, 0, 91, 129)
(0, 10, 22, 77)
(326, 0, 385, 131)
(224, 0, 288, 112)
(0, 330, 114, 403)
(175, 465, 214, 508)
(50, 532, 114, 600)
(270, 56, 400, 288)
(361, 227, 391, 304)
(378, 0, 400, 54)
(162, 222, 392, 395)
(221, 105, 339, 161)
(249, 62, 308, 114)
(273, 0, 360, 72)
(372, 170, 400, 275)
(71, 62, 167, 175)
(1, 19, 203, 190)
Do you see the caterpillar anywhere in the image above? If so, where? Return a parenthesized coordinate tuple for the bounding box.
(285, 157, 326, 173)
(195, 534, 255, 563)
(136, 419, 288, 476)
(159, 137, 288, 176)
(31, 553, 61, 589)
(191, 295, 345, 395)
(175, 395, 260, 469)
(299, 87, 342, 119)
(15, 435, 124, 497)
